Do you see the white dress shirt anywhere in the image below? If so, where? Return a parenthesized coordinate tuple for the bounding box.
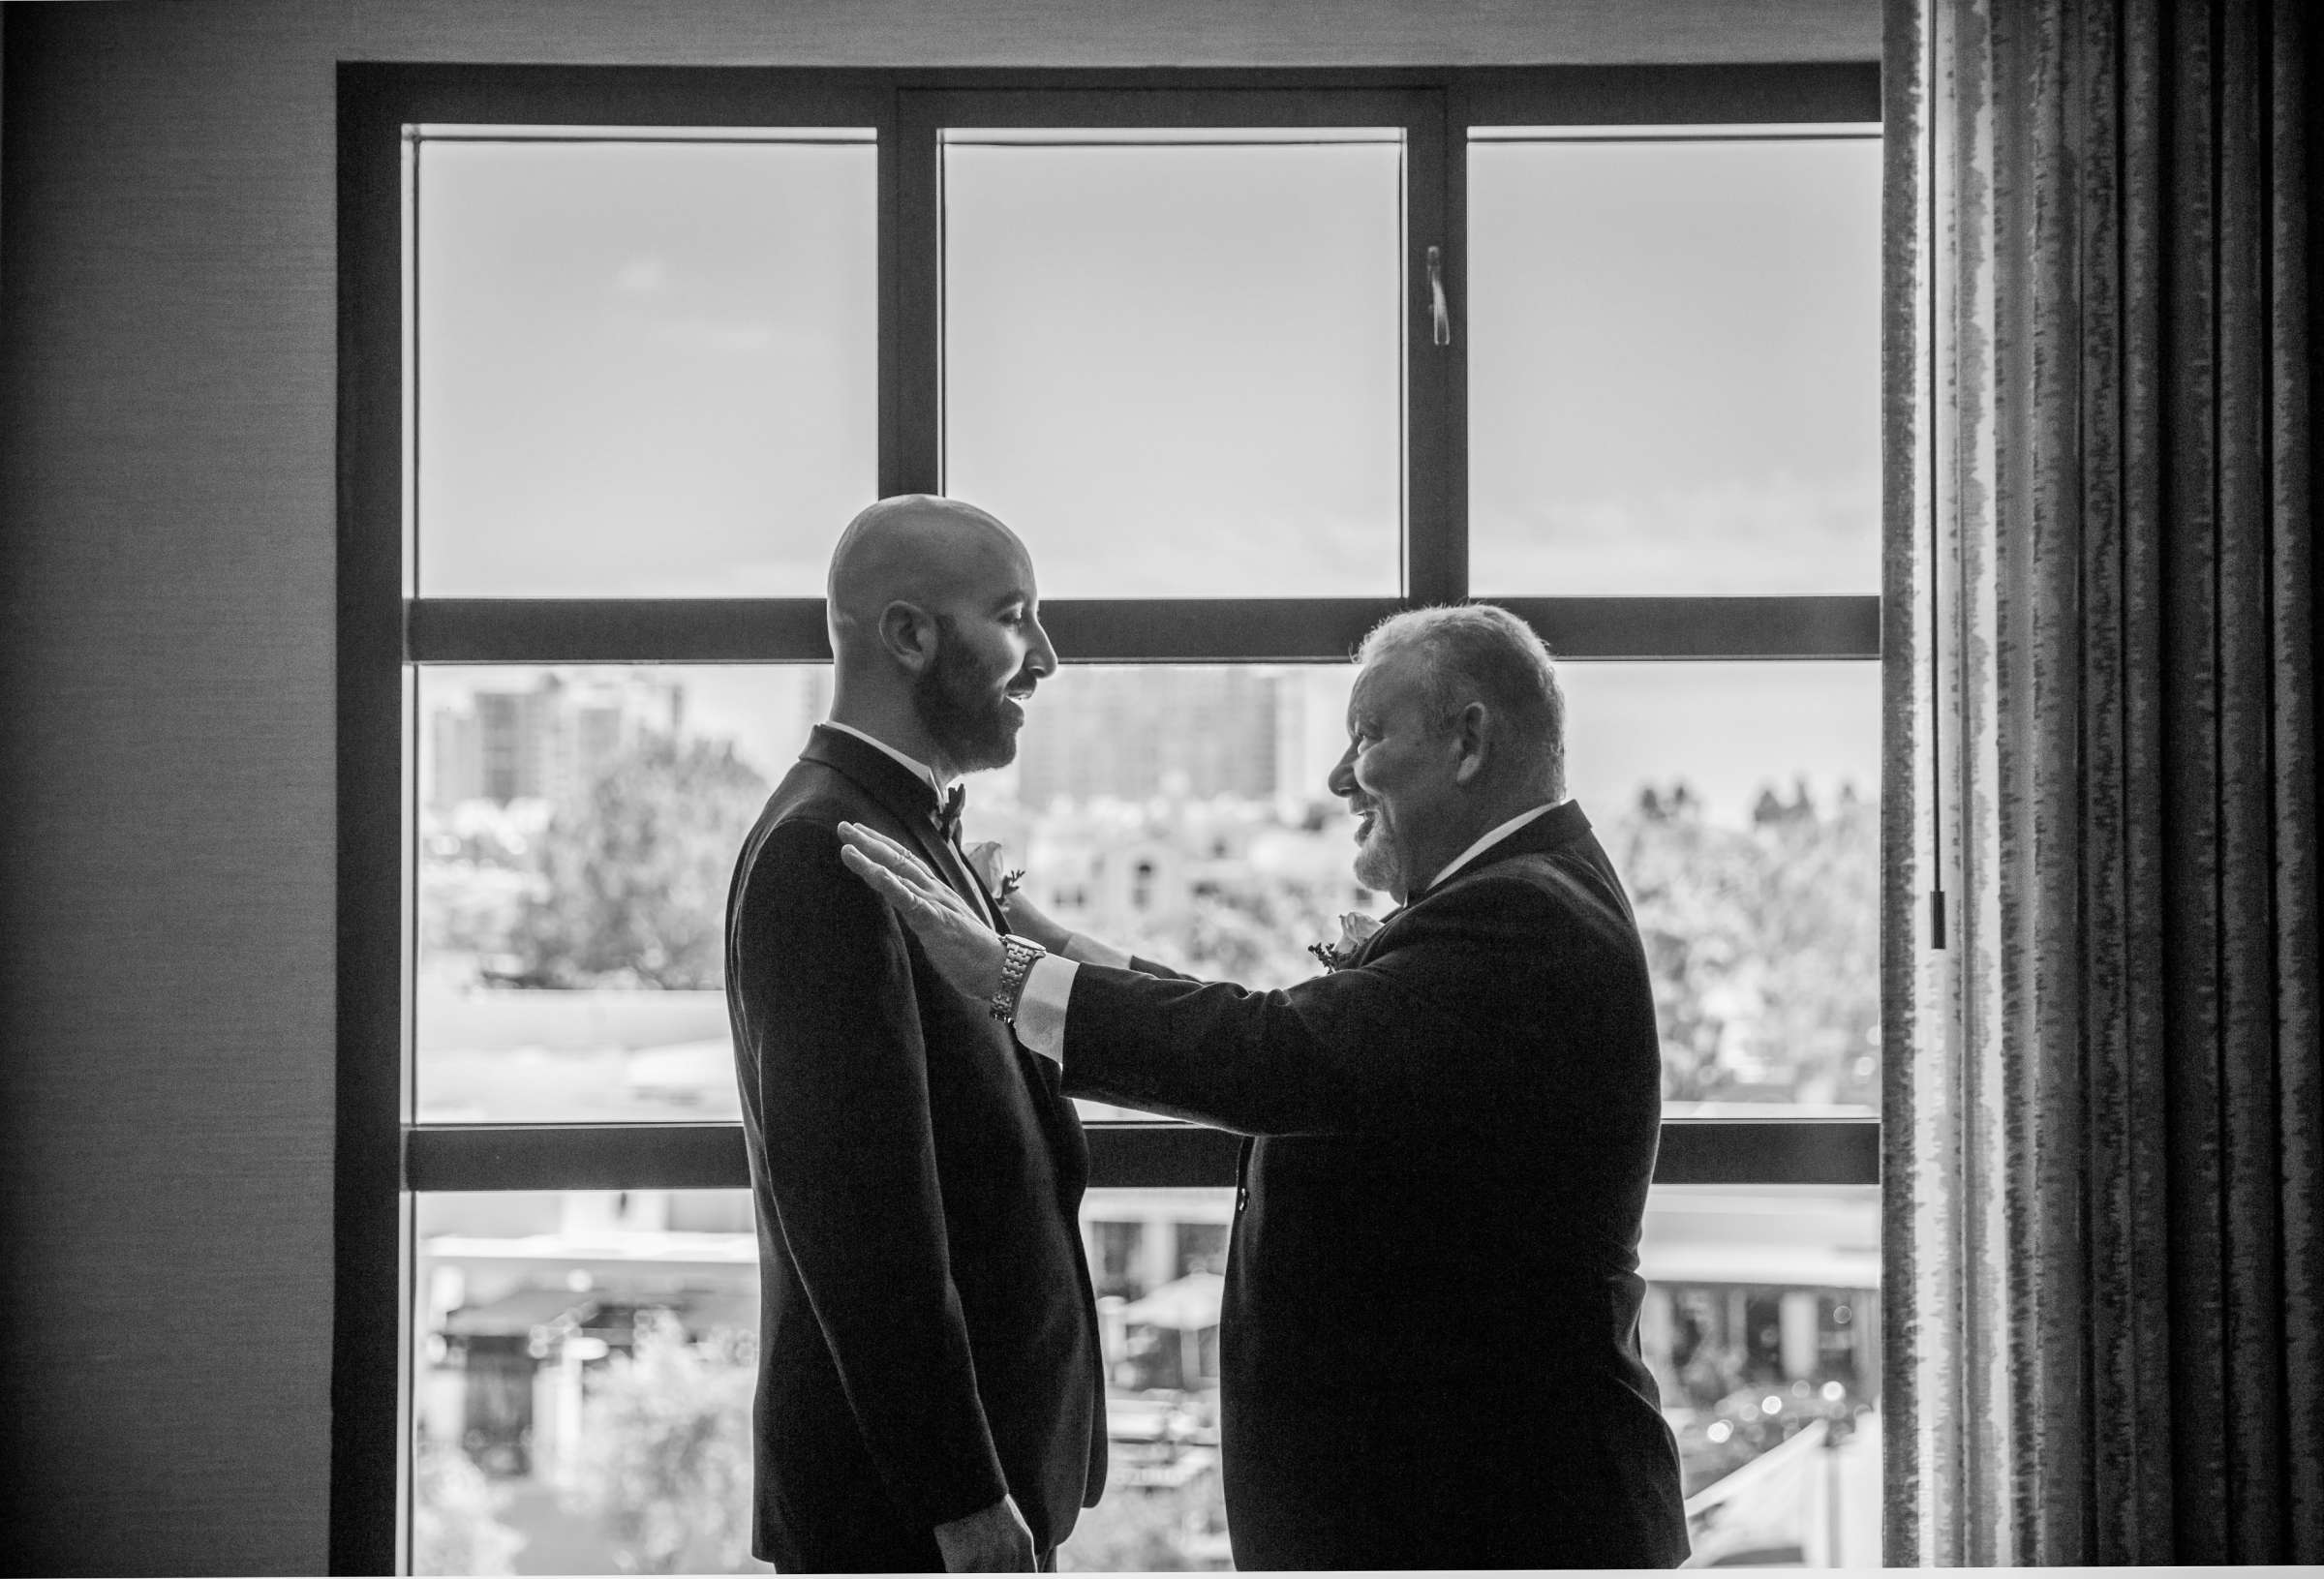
(824, 719, 951, 799)
(1422, 802, 1558, 893)
(1014, 801, 1566, 1063)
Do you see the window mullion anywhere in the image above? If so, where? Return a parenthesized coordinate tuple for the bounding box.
(338, 67, 417, 1579)
(1403, 86, 1463, 605)
(404, 1118, 1883, 1193)
(398, 593, 1882, 663)
(880, 89, 942, 496)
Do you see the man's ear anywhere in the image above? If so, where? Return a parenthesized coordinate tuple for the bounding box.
(1452, 702, 1490, 784)
(878, 600, 939, 674)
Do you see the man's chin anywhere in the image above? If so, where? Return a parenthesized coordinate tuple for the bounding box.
(955, 721, 1022, 774)
(1352, 841, 1401, 898)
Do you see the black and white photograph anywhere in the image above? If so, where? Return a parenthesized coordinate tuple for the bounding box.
(1, 1, 2316, 1574)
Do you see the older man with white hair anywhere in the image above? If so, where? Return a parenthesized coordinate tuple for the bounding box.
(840, 604, 1688, 1569)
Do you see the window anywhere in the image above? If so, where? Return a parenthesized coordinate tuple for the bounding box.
(413, 132, 877, 596)
(1466, 127, 1880, 596)
(411, 1191, 763, 1573)
(342, 62, 1881, 1574)
(1087, 1219, 1147, 1301)
(940, 127, 1406, 597)
(1174, 1221, 1230, 1281)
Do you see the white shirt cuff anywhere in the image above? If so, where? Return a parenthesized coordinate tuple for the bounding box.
(1061, 932, 1132, 969)
(1014, 954, 1078, 1063)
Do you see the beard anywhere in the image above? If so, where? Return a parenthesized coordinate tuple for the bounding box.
(912, 622, 1024, 774)
(1352, 813, 1404, 896)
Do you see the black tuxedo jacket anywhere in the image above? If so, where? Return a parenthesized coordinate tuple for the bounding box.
(1063, 801, 1688, 1569)
(724, 725, 1105, 1572)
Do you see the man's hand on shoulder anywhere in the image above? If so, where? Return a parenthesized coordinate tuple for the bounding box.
(836, 821, 1008, 1000)
(933, 1495, 1037, 1571)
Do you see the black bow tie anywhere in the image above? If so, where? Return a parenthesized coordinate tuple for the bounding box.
(933, 782, 965, 842)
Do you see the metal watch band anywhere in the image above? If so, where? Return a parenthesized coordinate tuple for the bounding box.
(989, 935, 1048, 1025)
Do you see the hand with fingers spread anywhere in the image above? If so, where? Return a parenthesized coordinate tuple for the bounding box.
(838, 821, 1008, 1002)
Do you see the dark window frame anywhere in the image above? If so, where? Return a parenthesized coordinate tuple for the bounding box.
(338, 60, 1881, 1574)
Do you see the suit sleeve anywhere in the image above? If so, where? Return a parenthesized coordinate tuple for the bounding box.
(1061, 876, 1622, 1137)
(731, 818, 1009, 1528)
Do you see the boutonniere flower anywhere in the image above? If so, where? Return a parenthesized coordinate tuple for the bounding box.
(1307, 911, 1384, 972)
(962, 839, 1025, 902)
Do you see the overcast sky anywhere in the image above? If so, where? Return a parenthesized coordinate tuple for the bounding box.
(414, 126, 1880, 814)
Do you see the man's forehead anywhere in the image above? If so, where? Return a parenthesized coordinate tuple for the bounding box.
(957, 536, 1034, 600)
(980, 579, 1033, 611)
(1347, 650, 1422, 715)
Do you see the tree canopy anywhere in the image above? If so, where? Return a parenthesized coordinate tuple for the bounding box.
(505, 734, 769, 989)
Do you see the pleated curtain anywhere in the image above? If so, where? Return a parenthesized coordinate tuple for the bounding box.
(1881, 0, 2322, 1564)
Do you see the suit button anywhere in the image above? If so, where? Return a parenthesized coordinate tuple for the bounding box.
(1236, 1188, 1248, 1212)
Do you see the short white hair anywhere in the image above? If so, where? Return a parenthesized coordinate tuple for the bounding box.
(1356, 604, 1566, 797)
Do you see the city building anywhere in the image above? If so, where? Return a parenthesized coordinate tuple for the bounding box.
(1016, 668, 1284, 807)
(427, 673, 686, 810)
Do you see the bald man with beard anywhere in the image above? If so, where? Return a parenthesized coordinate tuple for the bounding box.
(723, 497, 1105, 1572)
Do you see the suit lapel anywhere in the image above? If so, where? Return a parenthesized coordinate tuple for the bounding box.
(909, 810, 1004, 933)
(933, 832, 1007, 934)
(1348, 914, 1397, 971)
(802, 726, 1002, 932)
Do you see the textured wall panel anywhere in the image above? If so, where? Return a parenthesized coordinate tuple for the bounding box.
(0, 4, 340, 1574)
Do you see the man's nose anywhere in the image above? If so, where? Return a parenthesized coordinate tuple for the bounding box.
(1326, 744, 1357, 799)
(1026, 616, 1058, 678)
